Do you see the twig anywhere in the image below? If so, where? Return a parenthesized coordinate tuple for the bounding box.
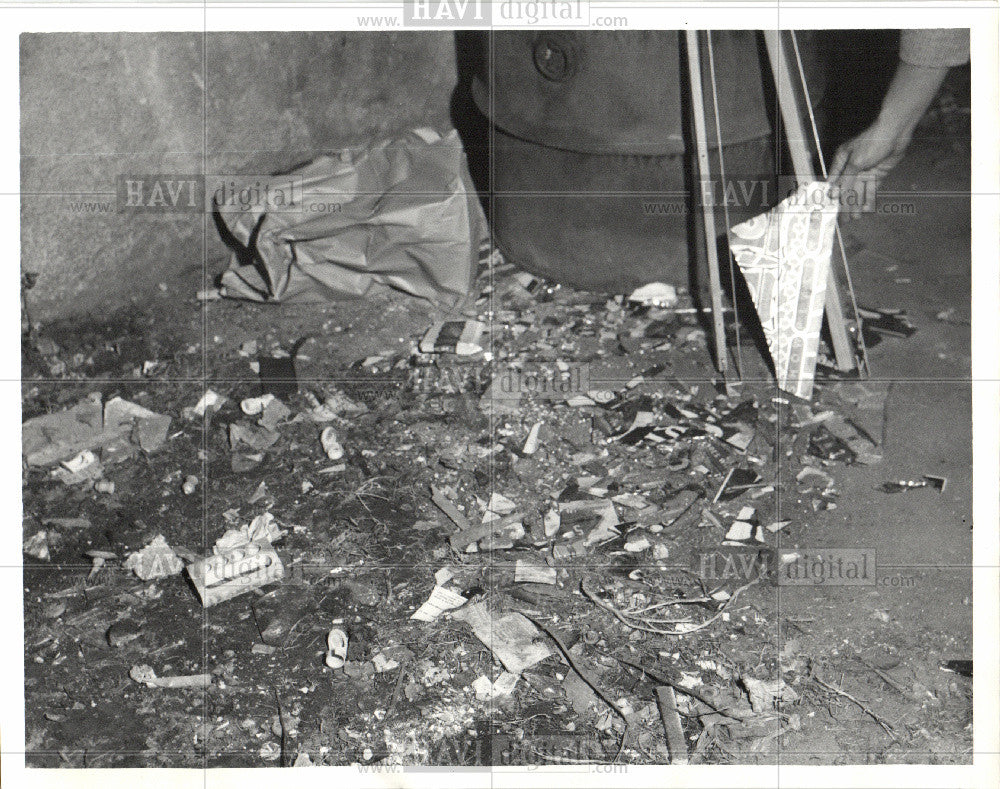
(273, 687, 288, 767)
(581, 576, 760, 636)
(858, 659, 909, 697)
(519, 612, 634, 763)
(386, 663, 410, 719)
(614, 656, 752, 722)
(812, 675, 897, 739)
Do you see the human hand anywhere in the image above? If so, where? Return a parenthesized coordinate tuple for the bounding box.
(828, 119, 912, 219)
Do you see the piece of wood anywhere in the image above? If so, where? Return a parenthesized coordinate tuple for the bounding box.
(686, 30, 729, 376)
(761, 29, 856, 372)
(655, 685, 689, 765)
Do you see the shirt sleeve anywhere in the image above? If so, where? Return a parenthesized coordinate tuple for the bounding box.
(900, 29, 970, 67)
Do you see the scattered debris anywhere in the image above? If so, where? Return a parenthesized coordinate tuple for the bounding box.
(188, 539, 284, 606)
(259, 397, 292, 431)
(411, 585, 467, 622)
(53, 449, 103, 485)
(655, 686, 688, 765)
(472, 672, 519, 700)
(324, 628, 349, 670)
(187, 389, 226, 419)
(452, 603, 551, 675)
(124, 535, 184, 580)
(22, 395, 111, 467)
(420, 320, 485, 355)
(521, 421, 542, 455)
(230, 422, 279, 451)
(514, 560, 557, 585)
(742, 675, 799, 713)
(320, 427, 344, 461)
(241, 393, 276, 415)
(129, 665, 212, 689)
(858, 306, 917, 338)
(628, 282, 679, 308)
(431, 486, 472, 532)
(214, 512, 284, 551)
(22, 237, 960, 766)
(881, 475, 947, 494)
(86, 550, 117, 581)
(23, 530, 50, 561)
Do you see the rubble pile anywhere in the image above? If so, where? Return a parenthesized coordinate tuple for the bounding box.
(25, 263, 961, 769)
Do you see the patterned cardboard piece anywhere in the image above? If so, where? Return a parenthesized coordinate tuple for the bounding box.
(729, 181, 839, 399)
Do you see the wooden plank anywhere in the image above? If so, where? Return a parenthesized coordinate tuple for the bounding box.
(686, 30, 729, 376)
(762, 30, 857, 373)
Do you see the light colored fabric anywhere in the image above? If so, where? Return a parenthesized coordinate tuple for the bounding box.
(900, 29, 970, 68)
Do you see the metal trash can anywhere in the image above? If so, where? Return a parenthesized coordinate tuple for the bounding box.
(470, 31, 784, 292)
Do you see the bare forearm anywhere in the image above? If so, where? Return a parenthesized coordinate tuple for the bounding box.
(876, 61, 950, 139)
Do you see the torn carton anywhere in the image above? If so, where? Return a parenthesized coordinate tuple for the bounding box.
(187, 538, 284, 607)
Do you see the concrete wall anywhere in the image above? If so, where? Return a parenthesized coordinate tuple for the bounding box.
(21, 32, 459, 321)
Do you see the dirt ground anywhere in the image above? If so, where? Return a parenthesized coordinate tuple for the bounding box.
(21, 99, 971, 768)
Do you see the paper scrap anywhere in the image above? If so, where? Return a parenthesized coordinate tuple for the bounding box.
(473, 671, 519, 700)
(411, 585, 468, 622)
(628, 282, 678, 308)
(514, 560, 557, 585)
(320, 427, 344, 460)
(453, 602, 552, 674)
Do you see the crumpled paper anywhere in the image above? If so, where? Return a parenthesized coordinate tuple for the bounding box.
(213, 512, 284, 554)
(729, 181, 839, 400)
(216, 128, 485, 307)
(124, 534, 184, 580)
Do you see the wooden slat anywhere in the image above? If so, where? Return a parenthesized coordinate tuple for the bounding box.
(686, 30, 729, 376)
(762, 30, 857, 373)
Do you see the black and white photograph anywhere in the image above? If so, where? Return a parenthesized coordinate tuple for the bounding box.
(6, 1, 999, 786)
